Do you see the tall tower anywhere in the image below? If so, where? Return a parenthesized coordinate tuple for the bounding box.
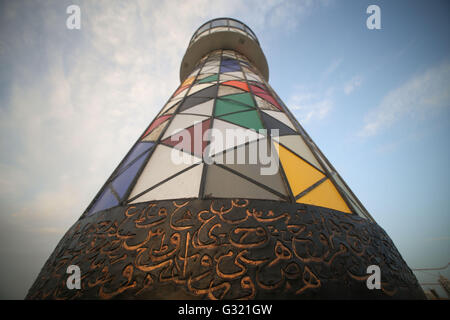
(27, 18, 424, 299)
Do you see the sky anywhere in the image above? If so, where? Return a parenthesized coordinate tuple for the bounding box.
(0, 0, 449, 299)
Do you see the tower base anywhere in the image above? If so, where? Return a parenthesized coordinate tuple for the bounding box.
(26, 199, 425, 299)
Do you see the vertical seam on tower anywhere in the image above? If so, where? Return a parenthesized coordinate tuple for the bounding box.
(198, 49, 223, 199)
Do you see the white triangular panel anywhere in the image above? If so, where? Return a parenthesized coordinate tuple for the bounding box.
(246, 73, 262, 82)
(202, 65, 219, 74)
(207, 119, 263, 157)
(254, 96, 278, 111)
(219, 73, 244, 82)
(188, 83, 215, 96)
(128, 145, 202, 200)
(162, 114, 208, 139)
(159, 97, 182, 116)
(180, 99, 214, 116)
(218, 85, 246, 97)
(196, 73, 216, 81)
(130, 163, 204, 203)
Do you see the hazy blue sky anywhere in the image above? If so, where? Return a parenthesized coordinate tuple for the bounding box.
(0, 0, 449, 299)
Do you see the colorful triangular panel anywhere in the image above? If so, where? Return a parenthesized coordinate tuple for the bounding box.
(220, 93, 254, 107)
(87, 187, 118, 216)
(297, 179, 351, 213)
(161, 119, 211, 157)
(220, 59, 241, 73)
(272, 135, 323, 171)
(111, 149, 151, 199)
(214, 99, 253, 116)
(142, 115, 172, 139)
(276, 143, 325, 196)
(221, 80, 249, 92)
(117, 142, 154, 173)
(142, 120, 169, 142)
(218, 110, 264, 132)
(255, 96, 279, 111)
(198, 74, 219, 84)
(252, 88, 283, 110)
(172, 86, 189, 100)
(181, 76, 195, 87)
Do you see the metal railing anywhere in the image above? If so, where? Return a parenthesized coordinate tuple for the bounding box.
(189, 17, 260, 46)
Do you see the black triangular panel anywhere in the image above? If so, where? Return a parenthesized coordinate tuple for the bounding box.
(261, 112, 298, 136)
(190, 84, 218, 99)
(178, 96, 213, 112)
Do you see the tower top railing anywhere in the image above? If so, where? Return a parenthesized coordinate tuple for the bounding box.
(189, 18, 260, 47)
(180, 17, 269, 82)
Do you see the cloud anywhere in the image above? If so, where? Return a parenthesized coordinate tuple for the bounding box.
(323, 58, 343, 77)
(360, 61, 450, 137)
(288, 87, 334, 123)
(264, 0, 321, 29)
(344, 75, 363, 95)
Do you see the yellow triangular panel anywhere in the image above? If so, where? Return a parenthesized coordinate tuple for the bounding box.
(181, 76, 195, 87)
(276, 143, 325, 196)
(297, 179, 351, 213)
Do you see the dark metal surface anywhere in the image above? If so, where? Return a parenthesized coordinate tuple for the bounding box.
(26, 199, 424, 299)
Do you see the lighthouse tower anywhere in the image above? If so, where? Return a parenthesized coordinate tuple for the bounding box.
(27, 18, 424, 300)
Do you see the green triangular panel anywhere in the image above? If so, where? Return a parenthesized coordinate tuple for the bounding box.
(218, 110, 264, 131)
(221, 92, 254, 107)
(214, 99, 253, 116)
(198, 74, 219, 84)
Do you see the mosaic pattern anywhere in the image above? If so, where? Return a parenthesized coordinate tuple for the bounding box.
(84, 49, 370, 219)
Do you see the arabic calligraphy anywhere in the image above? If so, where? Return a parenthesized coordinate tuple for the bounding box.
(26, 199, 424, 299)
